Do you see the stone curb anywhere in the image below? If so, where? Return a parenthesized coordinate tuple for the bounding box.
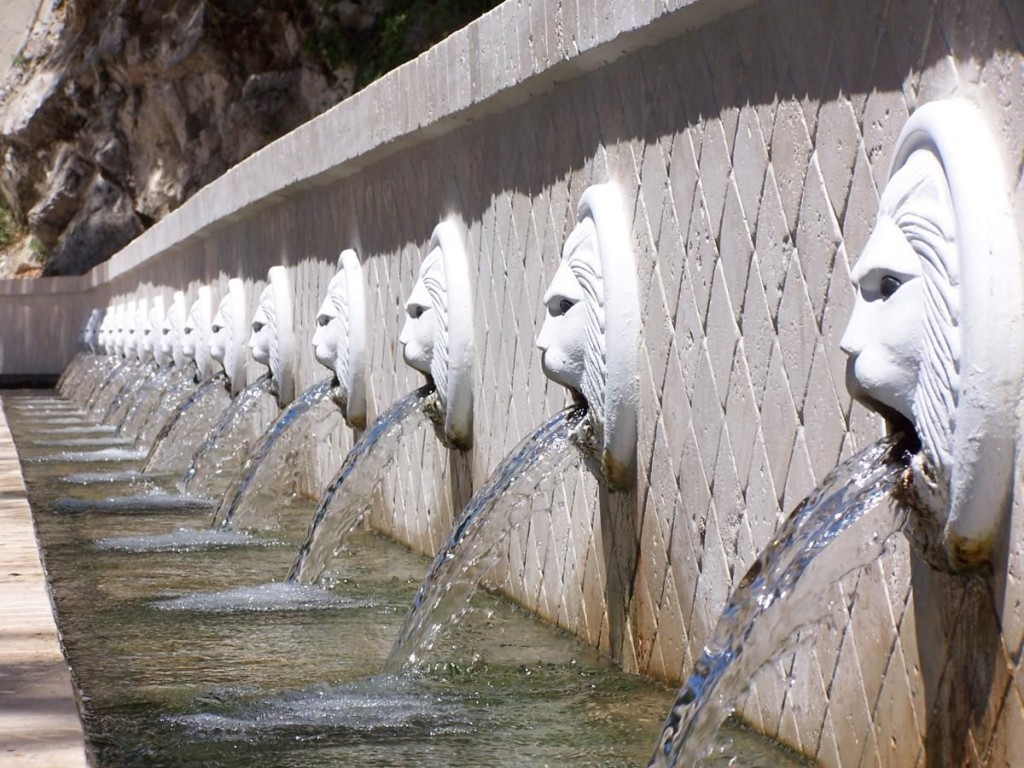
(0, 397, 89, 768)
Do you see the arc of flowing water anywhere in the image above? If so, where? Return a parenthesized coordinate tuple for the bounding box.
(180, 373, 274, 494)
(287, 386, 435, 584)
(142, 372, 229, 473)
(117, 366, 173, 438)
(85, 358, 135, 417)
(134, 367, 199, 448)
(647, 433, 916, 767)
(213, 378, 335, 530)
(383, 404, 587, 674)
(103, 364, 156, 426)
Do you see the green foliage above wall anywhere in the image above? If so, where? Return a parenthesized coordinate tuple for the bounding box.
(305, 0, 503, 91)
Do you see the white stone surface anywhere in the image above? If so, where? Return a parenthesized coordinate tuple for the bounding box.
(0, 0, 1023, 765)
(210, 279, 247, 396)
(313, 249, 367, 428)
(537, 182, 639, 489)
(249, 266, 295, 407)
(844, 99, 1023, 571)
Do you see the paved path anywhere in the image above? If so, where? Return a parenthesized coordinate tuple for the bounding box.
(0, 396, 89, 767)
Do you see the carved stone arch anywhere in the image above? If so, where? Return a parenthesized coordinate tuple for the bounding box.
(430, 219, 474, 449)
(537, 182, 639, 490)
(897, 100, 1023, 568)
(315, 249, 367, 428)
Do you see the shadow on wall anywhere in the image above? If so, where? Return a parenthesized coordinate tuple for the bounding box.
(0, 293, 95, 376)
(21, 0, 1024, 760)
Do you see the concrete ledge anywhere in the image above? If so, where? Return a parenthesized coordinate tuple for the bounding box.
(0, 397, 89, 767)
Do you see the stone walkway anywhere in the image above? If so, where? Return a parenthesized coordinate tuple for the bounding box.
(0, 397, 89, 767)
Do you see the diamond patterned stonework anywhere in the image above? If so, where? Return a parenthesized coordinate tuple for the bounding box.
(4, 0, 1024, 764)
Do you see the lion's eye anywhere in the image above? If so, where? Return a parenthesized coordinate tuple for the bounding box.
(879, 275, 902, 299)
(548, 296, 576, 317)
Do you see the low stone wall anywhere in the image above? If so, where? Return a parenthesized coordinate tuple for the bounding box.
(2, 0, 1024, 764)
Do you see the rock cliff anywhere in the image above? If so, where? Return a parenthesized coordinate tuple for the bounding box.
(0, 0, 361, 275)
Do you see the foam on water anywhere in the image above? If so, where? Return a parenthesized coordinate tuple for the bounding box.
(63, 470, 150, 484)
(20, 416, 94, 426)
(96, 528, 273, 553)
(172, 676, 471, 739)
(54, 493, 216, 513)
(152, 582, 366, 613)
(7, 404, 81, 413)
(28, 447, 147, 463)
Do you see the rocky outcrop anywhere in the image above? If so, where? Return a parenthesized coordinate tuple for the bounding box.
(0, 0, 357, 275)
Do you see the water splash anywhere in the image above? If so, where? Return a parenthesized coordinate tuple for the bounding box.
(96, 528, 270, 553)
(33, 425, 118, 437)
(28, 446, 148, 463)
(213, 379, 338, 530)
(286, 386, 434, 584)
(384, 405, 587, 673)
(153, 582, 363, 613)
(180, 374, 275, 496)
(172, 676, 469, 738)
(20, 416, 95, 427)
(142, 373, 231, 474)
(647, 433, 915, 767)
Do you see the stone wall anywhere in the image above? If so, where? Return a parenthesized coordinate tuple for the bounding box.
(2, 0, 1024, 764)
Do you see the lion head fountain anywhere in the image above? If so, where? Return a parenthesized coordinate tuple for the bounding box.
(249, 266, 295, 408)
(536, 182, 639, 491)
(399, 220, 474, 449)
(312, 249, 367, 428)
(840, 99, 1023, 570)
(182, 286, 214, 382)
(209, 279, 249, 397)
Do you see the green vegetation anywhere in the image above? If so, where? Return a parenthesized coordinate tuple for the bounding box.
(305, 0, 502, 91)
(28, 235, 50, 265)
(0, 198, 25, 249)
